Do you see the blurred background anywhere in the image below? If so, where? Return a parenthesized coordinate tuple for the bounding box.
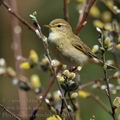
(0, 0, 119, 120)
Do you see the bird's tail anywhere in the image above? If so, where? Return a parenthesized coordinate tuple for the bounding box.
(92, 57, 117, 70)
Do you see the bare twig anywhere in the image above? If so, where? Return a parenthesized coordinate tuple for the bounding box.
(9, 0, 28, 118)
(2, 1, 35, 32)
(79, 79, 101, 90)
(102, 51, 117, 120)
(0, 103, 21, 120)
(98, 29, 117, 120)
(89, 94, 111, 115)
(76, 0, 96, 35)
(63, 0, 69, 22)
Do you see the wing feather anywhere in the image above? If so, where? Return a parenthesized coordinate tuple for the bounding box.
(71, 35, 97, 59)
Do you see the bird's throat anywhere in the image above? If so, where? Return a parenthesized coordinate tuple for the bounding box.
(48, 31, 61, 43)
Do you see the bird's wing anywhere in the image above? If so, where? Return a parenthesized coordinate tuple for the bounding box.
(71, 35, 117, 70)
(71, 35, 97, 59)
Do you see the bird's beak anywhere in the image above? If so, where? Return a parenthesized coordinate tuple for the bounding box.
(44, 24, 51, 29)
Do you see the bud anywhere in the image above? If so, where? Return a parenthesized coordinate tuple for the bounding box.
(104, 37, 113, 48)
(0, 58, 6, 67)
(51, 59, 60, 67)
(53, 90, 61, 101)
(93, 20, 104, 28)
(0, 67, 6, 75)
(68, 72, 76, 79)
(77, 66, 82, 71)
(102, 11, 112, 22)
(90, 5, 100, 18)
(92, 45, 99, 53)
(113, 71, 120, 79)
(104, 23, 112, 31)
(46, 115, 62, 120)
(30, 74, 41, 89)
(113, 97, 120, 108)
(57, 74, 65, 83)
(20, 62, 30, 70)
(29, 50, 39, 63)
(116, 44, 120, 50)
(40, 57, 49, 65)
(71, 92, 78, 99)
(63, 69, 70, 77)
(78, 90, 90, 98)
(105, 60, 114, 66)
(7, 67, 16, 77)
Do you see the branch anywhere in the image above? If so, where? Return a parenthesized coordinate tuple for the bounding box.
(9, 0, 28, 118)
(0, 103, 21, 120)
(1, 1, 35, 32)
(98, 29, 117, 120)
(89, 94, 111, 115)
(63, 0, 70, 22)
(76, 0, 96, 35)
(102, 51, 117, 120)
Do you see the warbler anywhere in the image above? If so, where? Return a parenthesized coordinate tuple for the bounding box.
(45, 18, 116, 69)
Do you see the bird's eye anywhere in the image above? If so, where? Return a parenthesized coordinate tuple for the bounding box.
(57, 24, 62, 28)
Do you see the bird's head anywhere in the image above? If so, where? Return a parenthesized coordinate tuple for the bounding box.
(44, 18, 73, 36)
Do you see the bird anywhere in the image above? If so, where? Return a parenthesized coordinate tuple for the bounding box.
(45, 18, 116, 69)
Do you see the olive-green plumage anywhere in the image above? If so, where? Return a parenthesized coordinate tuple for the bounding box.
(45, 18, 116, 69)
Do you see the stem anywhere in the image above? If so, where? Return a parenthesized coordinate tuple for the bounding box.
(102, 51, 117, 120)
(68, 92, 77, 111)
(0, 103, 21, 120)
(60, 91, 67, 114)
(76, 0, 96, 34)
(9, 0, 28, 118)
(2, 1, 35, 32)
(90, 94, 111, 115)
(63, 0, 69, 22)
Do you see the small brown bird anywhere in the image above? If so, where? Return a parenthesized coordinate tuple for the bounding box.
(45, 18, 116, 69)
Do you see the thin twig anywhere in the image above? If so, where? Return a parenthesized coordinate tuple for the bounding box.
(102, 51, 117, 120)
(2, 1, 35, 32)
(89, 94, 112, 115)
(98, 29, 117, 120)
(76, 0, 96, 35)
(0, 104, 21, 120)
(79, 79, 101, 90)
(63, 0, 69, 22)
